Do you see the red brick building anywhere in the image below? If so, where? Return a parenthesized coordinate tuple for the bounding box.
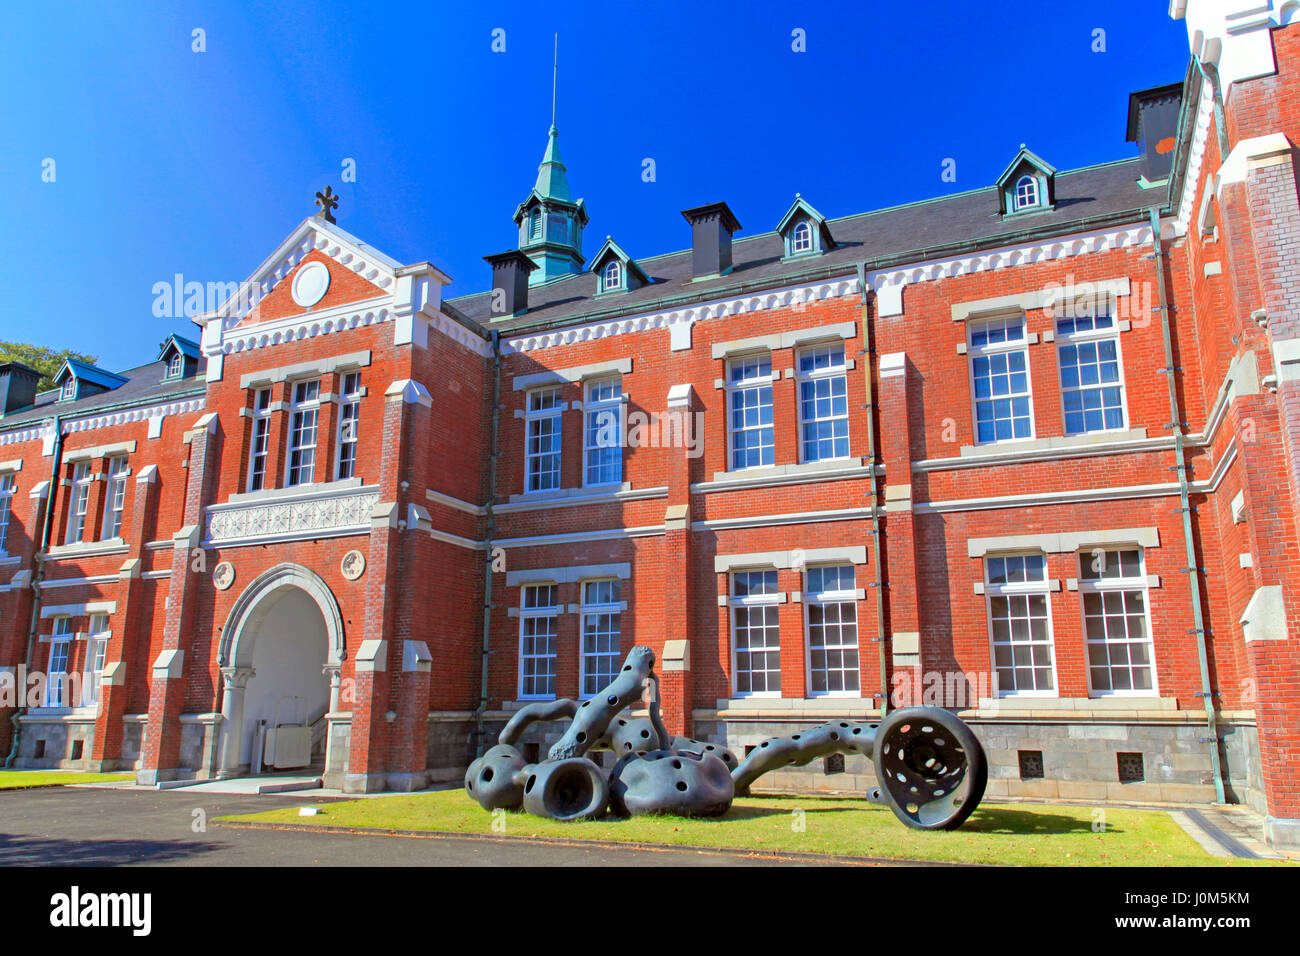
(2, 1, 1298, 846)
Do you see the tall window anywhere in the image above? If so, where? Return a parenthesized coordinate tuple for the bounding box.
(167, 351, 183, 378)
(0, 473, 14, 555)
(46, 617, 72, 707)
(727, 353, 775, 470)
(336, 372, 362, 480)
(601, 260, 622, 292)
(791, 220, 813, 254)
(1057, 305, 1125, 434)
(248, 388, 272, 492)
(797, 343, 850, 462)
(61, 378, 76, 402)
(518, 584, 559, 699)
(580, 580, 622, 697)
(806, 565, 860, 695)
(1081, 549, 1155, 695)
(985, 553, 1055, 695)
(730, 569, 781, 696)
(83, 613, 109, 706)
(583, 378, 622, 486)
(66, 461, 93, 544)
(525, 386, 562, 492)
(102, 456, 128, 539)
(529, 208, 542, 240)
(970, 316, 1033, 443)
(286, 379, 321, 487)
(1015, 175, 1039, 210)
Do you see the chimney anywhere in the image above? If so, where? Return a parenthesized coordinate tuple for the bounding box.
(483, 250, 539, 316)
(1126, 82, 1184, 184)
(0, 362, 41, 417)
(681, 202, 742, 279)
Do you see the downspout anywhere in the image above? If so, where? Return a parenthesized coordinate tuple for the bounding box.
(5, 415, 63, 768)
(856, 264, 889, 716)
(473, 330, 502, 757)
(1147, 207, 1226, 803)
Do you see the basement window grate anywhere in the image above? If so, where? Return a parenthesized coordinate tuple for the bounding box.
(1018, 750, 1044, 780)
(823, 753, 846, 775)
(524, 742, 540, 764)
(1117, 752, 1145, 783)
(70, 740, 84, 761)
(34, 739, 46, 759)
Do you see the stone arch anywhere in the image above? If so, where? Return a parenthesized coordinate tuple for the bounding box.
(219, 563, 346, 669)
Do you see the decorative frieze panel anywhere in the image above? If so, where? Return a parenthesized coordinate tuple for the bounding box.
(206, 485, 379, 546)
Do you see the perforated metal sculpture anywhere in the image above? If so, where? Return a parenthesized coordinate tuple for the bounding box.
(464, 645, 987, 830)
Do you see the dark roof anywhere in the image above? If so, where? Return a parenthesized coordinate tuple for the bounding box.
(447, 157, 1153, 334)
(0, 355, 207, 429)
(158, 334, 202, 361)
(57, 358, 128, 389)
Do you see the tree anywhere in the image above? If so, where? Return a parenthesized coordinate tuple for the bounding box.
(0, 341, 99, 392)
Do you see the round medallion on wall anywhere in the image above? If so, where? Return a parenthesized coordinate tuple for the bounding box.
(340, 550, 366, 581)
(291, 260, 331, 308)
(213, 562, 236, 591)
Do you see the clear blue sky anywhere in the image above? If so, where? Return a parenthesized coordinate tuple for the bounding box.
(0, 1, 1191, 372)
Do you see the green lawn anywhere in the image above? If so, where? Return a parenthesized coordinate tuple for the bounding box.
(0, 771, 133, 790)
(220, 789, 1283, 866)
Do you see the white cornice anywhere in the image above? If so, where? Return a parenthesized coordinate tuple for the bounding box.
(62, 397, 205, 435)
(0, 423, 55, 447)
(1173, 82, 1216, 236)
(214, 296, 393, 356)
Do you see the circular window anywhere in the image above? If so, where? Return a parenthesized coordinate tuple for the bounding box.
(291, 260, 331, 307)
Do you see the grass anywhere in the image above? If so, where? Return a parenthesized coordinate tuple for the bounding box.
(220, 789, 1285, 866)
(0, 770, 133, 790)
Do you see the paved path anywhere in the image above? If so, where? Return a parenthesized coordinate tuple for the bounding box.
(0, 787, 870, 867)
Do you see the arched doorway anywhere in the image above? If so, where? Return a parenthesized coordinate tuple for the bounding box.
(217, 564, 345, 776)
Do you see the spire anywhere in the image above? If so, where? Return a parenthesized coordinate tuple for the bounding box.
(533, 34, 572, 202)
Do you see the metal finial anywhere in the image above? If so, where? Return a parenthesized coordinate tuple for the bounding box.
(551, 33, 558, 129)
(315, 185, 339, 224)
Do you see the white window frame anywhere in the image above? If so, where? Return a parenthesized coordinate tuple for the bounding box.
(335, 371, 362, 481)
(61, 378, 76, 402)
(583, 378, 622, 487)
(524, 386, 563, 493)
(579, 579, 622, 698)
(248, 388, 272, 492)
(729, 568, 782, 698)
(1080, 548, 1158, 697)
(286, 378, 321, 488)
(167, 351, 183, 378)
(529, 208, 542, 240)
(518, 583, 560, 700)
(984, 552, 1058, 698)
(66, 461, 93, 544)
(82, 613, 110, 707)
(804, 564, 861, 697)
(791, 220, 813, 254)
(0, 472, 15, 556)
(45, 617, 73, 708)
(1056, 300, 1128, 436)
(796, 342, 851, 464)
(102, 455, 128, 540)
(968, 315, 1035, 445)
(601, 259, 622, 292)
(726, 352, 775, 471)
(1015, 175, 1039, 210)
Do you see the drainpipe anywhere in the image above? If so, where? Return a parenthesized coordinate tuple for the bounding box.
(5, 415, 63, 768)
(1147, 207, 1226, 803)
(473, 331, 502, 756)
(856, 264, 889, 716)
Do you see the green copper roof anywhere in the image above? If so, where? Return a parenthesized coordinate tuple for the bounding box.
(533, 125, 572, 202)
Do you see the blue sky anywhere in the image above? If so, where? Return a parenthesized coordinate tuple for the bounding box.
(0, 1, 1191, 372)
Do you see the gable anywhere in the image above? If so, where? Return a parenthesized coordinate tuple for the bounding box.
(247, 249, 391, 325)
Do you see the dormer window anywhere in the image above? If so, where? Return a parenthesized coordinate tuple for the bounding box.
(167, 352, 183, 379)
(602, 260, 622, 292)
(777, 196, 835, 260)
(1014, 175, 1039, 211)
(60, 378, 76, 402)
(791, 221, 813, 254)
(996, 146, 1056, 217)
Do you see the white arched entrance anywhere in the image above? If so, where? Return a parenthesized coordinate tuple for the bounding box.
(217, 564, 346, 776)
